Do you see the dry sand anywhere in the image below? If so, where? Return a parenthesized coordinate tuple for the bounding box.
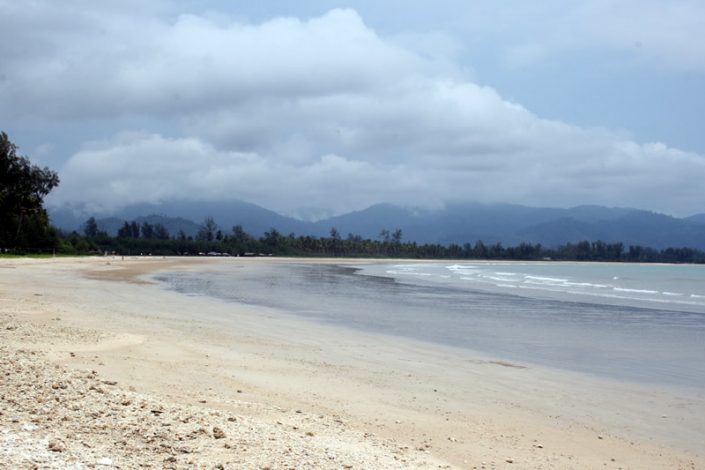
(1, 256, 703, 469)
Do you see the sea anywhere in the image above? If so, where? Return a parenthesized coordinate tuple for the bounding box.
(154, 261, 705, 390)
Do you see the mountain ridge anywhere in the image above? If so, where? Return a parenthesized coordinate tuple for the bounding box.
(48, 200, 705, 250)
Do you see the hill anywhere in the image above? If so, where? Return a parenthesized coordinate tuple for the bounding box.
(48, 201, 705, 250)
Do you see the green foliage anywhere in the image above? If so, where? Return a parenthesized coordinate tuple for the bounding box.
(197, 217, 218, 241)
(154, 223, 170, 240)
(54, 221, 705, 264)
(84, 217, 99, 238)
(0, 132, 60, 252)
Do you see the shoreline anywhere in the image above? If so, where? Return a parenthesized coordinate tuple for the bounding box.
(1, 256, 703, 468)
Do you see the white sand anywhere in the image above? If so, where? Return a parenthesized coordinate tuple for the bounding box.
(1, 256, 703, 469)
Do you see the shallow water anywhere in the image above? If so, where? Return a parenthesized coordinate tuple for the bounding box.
(155, 261, 705, 390)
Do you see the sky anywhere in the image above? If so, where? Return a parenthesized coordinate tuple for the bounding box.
(2, 0, 704, 218)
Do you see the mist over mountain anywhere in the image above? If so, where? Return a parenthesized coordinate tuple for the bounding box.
(49, 200, 312, 238)
(49, 200, 705, 250)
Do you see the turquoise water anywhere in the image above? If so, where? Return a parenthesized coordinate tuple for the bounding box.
(156, 261, 705, 390)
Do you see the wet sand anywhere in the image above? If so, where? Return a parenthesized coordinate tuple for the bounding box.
(1, 256, 703, 469)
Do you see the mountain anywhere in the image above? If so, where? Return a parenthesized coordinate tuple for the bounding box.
(49, 200, 313, 237)
(48, 200, 705, 250)
(313, 204, 426, 240)
(93, 215, 202, 237)
(313, 203, 655, 246)
(685, 214, 705, 225)
(519, 211, 705, 249)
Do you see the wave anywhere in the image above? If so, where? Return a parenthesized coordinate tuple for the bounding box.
(482, 276, 519, 283)
(564, 281, 611, 288)
(524, 275, 569, 283)
(613, 287, 659, 295)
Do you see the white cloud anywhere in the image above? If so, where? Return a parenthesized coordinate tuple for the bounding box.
(3, 2, 705, 216)
(1, 7, 439, 119)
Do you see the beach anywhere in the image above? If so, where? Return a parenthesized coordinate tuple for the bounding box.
(1, 257, 703, 469)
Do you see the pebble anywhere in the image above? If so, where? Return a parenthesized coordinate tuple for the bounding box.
(48, 440, 65, 452)
(0, 317, 461, 470)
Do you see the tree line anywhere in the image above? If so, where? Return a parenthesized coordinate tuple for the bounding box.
(59, 218, 705, 264)
(2, 131, 705, 263)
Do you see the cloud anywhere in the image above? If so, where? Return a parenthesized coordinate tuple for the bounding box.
(50, 132, 403, 215)
(51, 114, 705, 217)
(3, 2, 705, 216)
(1, 7, 440, 119)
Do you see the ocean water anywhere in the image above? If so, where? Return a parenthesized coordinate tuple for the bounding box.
(155, 261, 705, 390)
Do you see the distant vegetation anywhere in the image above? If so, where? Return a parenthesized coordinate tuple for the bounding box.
(2, 130, 704, 263)
(57, 219, 705, 263)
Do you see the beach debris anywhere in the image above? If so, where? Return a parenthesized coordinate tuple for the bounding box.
(505, 458, 514, 463)
(96, 457, 113, 466)
(48, 440, 65, 452)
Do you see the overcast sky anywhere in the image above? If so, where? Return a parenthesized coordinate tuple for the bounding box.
(2, 0, 704, 218)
